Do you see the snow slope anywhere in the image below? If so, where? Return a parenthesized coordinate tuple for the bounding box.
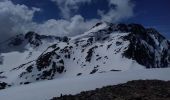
(0, 68, 170, 100)
(0, 32, 145, 87)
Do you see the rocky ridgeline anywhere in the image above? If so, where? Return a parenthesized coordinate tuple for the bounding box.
(51, 80, 170, 100)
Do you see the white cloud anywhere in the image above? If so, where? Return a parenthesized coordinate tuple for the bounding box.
(35, 15, 98, 36)
(0, 0, 40, 41)
(51, 0, 92, 19)
(51, 0, 135, 22)
(0, 0, 97, 41)
(44, 0, 135, 36)
(0, 0, 135, 42)
(98, 0, 134, 22)
(67, 15, 98, 36)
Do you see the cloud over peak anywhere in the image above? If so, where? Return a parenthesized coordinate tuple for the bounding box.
(0, 0, 40, 41)
(98, 0, 134, 22)
(51, 0, 92, 19)
(0, 0, 135, 42)
(36, 15, 99, 37)
(51, 0, 135, 22)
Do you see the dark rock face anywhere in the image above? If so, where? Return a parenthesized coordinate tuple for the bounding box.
(86, 46, 98, 62)
(113, 23, 129, 32)
(92, 23, 170, 68)
(62, 36, 69, 43)
(35, 52, 65, 79)
(36, 52, 56, 71)
(0, 82, 8, 90)
(122, 26, 170, 68)
(51, 80, 170, 100)
(123, 33, 155, 68)
(25, 31, 42, 47)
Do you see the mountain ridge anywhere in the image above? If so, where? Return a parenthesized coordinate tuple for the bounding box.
(0, 22, 169, 89)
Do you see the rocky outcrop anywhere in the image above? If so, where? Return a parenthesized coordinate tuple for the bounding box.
(51, 80, 170, 100)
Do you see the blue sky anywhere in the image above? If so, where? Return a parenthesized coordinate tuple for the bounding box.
(130, 0, 170, 38)
(11, 0, 110, 22)
(11, 0, 170, 38)
(1, 0, 170, 39)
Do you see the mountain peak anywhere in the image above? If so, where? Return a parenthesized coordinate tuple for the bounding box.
(91, 21, 111, 28)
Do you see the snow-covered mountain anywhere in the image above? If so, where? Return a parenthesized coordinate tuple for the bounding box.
(0, 22, 170, 89)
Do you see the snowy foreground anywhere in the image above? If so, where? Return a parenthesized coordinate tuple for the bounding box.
(0, 68, 170, 100)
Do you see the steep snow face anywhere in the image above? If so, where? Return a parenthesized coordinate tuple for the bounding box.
(0, 22, 170, 89)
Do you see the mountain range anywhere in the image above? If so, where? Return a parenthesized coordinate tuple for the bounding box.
(0, 22, 170, 93)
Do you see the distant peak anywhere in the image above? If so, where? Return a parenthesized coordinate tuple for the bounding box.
(25, 31, 39, 39)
